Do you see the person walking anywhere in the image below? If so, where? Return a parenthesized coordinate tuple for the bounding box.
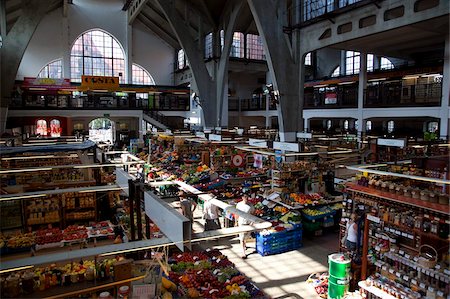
(342, 213, 358, 252)
(178, 190, 197, 231)
(235, 194, 254, 259)
(203, 199, 221, 231)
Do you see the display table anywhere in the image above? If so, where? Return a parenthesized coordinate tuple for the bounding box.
(358, 280, 397, 299)
(256, 223, 302, 256)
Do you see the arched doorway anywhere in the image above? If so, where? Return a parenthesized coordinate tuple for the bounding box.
(88, 118, 114, 143)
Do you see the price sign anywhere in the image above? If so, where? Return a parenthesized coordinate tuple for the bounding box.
(399, 250, 405, 255)
(419, 283, 426, 289)
(404, 254, 410, 259)
(437, 291, 444, 297)
(403, 275, 409, 281)
(396, 272, 401, 278)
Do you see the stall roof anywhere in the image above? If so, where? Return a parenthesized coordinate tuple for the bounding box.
(0, 140, 96, 156)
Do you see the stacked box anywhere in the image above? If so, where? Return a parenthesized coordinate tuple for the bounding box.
(256, 224, 302, 256)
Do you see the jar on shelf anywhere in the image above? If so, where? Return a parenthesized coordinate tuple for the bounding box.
(21, 272, 36, 294)
(99, 291, 113, 299)
(4, 275, 20, 298)
(420, 191, 429, 202)
(428, 192, 437, 203)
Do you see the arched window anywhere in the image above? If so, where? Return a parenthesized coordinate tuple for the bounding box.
(177, 49, 185, 69)
(380, 57, 394, 70)
(344, 120, 349, 130)
(428, 121, 438, 133)
(345, 51, 360, 75)
(36, 119, 48, 136)
(246, 34, 265, 60)
(132, 64, 155, 85)
(367, 54, 374, 72)
(205, 32, 213, 59)
(387, 120, 395, 133)
(331, 66, 340, 77)
(38, 59, 63, 78)
(366, 120, 372, 132)
(70, 29, 126, 83)
(50, 119, 61, 137)
(230, 32, 244, 58)
(305, 52, 312, 65)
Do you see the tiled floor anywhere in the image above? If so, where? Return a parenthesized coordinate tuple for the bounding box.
(199, 229, 339, 299)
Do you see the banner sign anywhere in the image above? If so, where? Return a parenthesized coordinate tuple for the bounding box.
(377, 138, 405, 148)
(249, 138, 268, 148)
(324, 93, 337, 104)
(81, 75, 120, 90)
(23, 77, 72, 90)
(253, 154, 263, 168)
(296, 132, 312, 139)
(273, 141, 300, 152)
(208, 134, 222, 141)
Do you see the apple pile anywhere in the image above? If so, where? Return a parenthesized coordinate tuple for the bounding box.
(35, 228, 63, 244)
(63, 225, 87, 241)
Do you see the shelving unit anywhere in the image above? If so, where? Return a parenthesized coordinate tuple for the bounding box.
(343, 166, 450, 298)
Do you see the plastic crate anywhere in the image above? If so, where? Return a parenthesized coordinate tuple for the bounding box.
(302, 220, 322, 232)
(257, 242, 303, 256)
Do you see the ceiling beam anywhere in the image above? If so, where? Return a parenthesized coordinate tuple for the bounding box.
(198, 0, 216, 29)
(128, 0, 149, 24)
(137, 14, 179, 49)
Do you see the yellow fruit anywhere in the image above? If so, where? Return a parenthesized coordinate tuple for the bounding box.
(188, 288, 199, 298)
(162, 292, 173, 299)
(162, 277, 177, 292)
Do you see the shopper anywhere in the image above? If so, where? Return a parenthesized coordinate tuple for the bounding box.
(178, 190, 197, 230)
(342, 213, 358, 251)
(203, 199, 221, 231)
(136, 164, 144, 183)
(235, 194, 254, 259)
(121, 145, 129, 172)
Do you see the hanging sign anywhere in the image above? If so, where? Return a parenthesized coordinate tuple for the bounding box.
(81, 75, 120, 90)
(195, 132, 206, 138)
(253, 154, 263, 168)
(324, 93, 337, 104)
(208, 134, 222, 141)
(296, 132, 312, 139)
(275, 150, 282, 163)
(232, 154, 245, 167)
(377, 138, 405, 148)
(249, 138, 268, 148)
(273, 141, 300, 152)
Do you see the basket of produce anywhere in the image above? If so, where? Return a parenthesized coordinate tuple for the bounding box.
(417, 244, 437, 268)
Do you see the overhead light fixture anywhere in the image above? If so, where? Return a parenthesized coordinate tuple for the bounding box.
(368, 78, 387, 82)
(0, 194, 47, 202)
(338, 81, 355, 85)
(23, 142, 57, 146)
(420, 73, 441, 78)
(0, 168, 53, 174)
(29, 88, 47, 91)
(403, 75, 419, 79)
(93, 89, 109, 92)
(0, 265, 34, 274)
(79, 186, 124, 193)
(313, 84, 327, 88)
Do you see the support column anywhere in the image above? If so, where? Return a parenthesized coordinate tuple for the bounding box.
(126, 24, 133, 84)
(248, 0, 300, 142)
(0, 0, 60, 133)
(340, 50, 346, 76)
(61, 11, 70, 79)
(265, 93, 270, 128)
(440, 36, 449, 139)
(358, 53, 367, 140)
(220, 71, 229, 127)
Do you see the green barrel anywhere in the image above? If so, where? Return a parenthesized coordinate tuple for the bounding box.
(328, 253, 351, 299)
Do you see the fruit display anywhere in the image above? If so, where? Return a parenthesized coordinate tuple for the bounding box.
(62, 225, 88, 241)
(5, 233, 35, 249)
(87, 221, 114, 238)
(302, 206, 336, 220)
(165, 249, 267, 299)
(290, 193, 323, 205)
(35, 228, 63, 244)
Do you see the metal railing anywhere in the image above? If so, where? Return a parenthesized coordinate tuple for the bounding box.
(304, 86, 358, 108)
(364, 82, 442, 107)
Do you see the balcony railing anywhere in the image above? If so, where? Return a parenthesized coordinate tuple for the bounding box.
(364, 82, 442, 108)
(304, 86, 358, 109)
(228, 98, 277, 111)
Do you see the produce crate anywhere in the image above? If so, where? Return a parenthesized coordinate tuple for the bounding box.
(256, 226, 303, 256)
(302, 220, 322, 233)
(301, 209, 336, 221)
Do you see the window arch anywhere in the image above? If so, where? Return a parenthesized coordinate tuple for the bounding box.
(70, 29, 126, 83)
(305, 52, 312, 65)
(331, 66, 340, 77)
(36, 119, 48, 136)
(387, 120, 395, 133)
(177, 49, 185, 69)
(38, 59, 63, 78)
(380, 57, 394, 70)
(132, 64, 155, 85)
(50, 119, 61, 137)
(230, 32, 244, 58)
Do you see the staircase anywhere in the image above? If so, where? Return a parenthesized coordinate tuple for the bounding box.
(143, 110, 170, 130)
